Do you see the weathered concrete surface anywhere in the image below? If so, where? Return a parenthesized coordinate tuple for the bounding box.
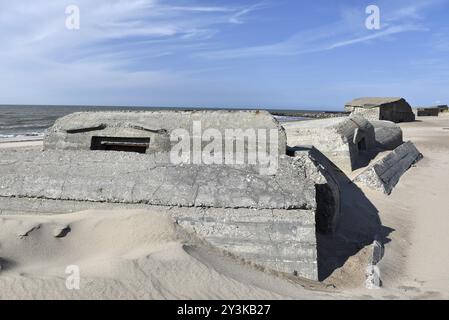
(345, 97, 415, 123)
(44, 110, 287, 158)
(288, 146, 341, 234)
(283, 115, 376, 173)
(371, 120, 403, 150)
(354, 141, 423, 194)
(414, 107, 440, 117)
(0, 149, 314, 210)
(0, 145, 342, 280)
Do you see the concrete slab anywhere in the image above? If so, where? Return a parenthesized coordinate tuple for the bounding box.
(354, 141, 423, 194)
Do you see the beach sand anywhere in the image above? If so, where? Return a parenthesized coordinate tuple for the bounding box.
(0, 115, 448, 299)
(0, 137, 43, 149)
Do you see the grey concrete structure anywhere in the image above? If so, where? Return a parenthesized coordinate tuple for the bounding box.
(355, 141, 423, 195)
(44, 110, 286, 158)
(0, 149, 315, 210)
(283, 115, 376, 173)
(288, 146, 341, 234)
(0, 110, 342, 281)
(371, 120, 403, 150)
(414, 107, 440, 117)
(345, 97, 415, 123)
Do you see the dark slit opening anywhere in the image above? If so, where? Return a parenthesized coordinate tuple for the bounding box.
(91, 136, 150, 154)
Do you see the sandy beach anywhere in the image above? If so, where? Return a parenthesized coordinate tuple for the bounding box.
(0, 114, 448, 300)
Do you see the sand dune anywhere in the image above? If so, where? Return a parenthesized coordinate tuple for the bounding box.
(0, 210, 337, 300)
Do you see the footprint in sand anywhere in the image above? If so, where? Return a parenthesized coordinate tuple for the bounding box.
(53, 225, 71, 238)
(16, 224, 41, 239)
(0, 257, 15, 271)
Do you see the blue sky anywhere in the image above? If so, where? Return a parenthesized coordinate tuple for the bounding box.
(1, 0, 449, 110)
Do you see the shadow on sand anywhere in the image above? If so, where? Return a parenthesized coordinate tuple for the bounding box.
(317, 167, 394, 281)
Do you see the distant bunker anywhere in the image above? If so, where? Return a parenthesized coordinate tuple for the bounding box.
(345, 97, 415, 123)
(437, 105, 448, 113)
(283, 115, 376, 173)
(0, 110, 341, 281)
(414, 107, 440, 117)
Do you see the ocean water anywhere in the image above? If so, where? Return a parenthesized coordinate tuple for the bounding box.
(0, 105, 306, 139)
(0, 105, 152, 139)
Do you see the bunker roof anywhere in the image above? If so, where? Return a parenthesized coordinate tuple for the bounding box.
(345, 97, 405, 109)
(283, 115, 373, 138)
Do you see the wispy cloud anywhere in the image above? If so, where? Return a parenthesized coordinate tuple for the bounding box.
(229, 1, 270, 24)
(326, 24, 428, 50)
(197, 0, 439, 60)
(0, 0, 267, 104)
(0, 0, 448, 107)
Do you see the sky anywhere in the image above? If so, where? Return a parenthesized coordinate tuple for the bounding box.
(0, 0, 448, 110)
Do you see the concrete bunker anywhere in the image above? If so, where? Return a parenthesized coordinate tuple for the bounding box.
(0, 110, 342, 281)
(44, 110, 287, 158)
(345, 97, 415, 123)
(283, 115, 376, 173)
(437, 105, 448, 113)
(414, 107, 440, 117)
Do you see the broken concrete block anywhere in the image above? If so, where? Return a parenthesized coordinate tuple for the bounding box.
(355, 141, 423, 194)
(371, 120, 403, 150)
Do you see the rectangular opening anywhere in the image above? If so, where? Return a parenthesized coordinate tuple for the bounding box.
(91, 136, 150, 154)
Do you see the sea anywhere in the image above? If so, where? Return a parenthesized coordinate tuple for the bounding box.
(0, 104, 313, 140)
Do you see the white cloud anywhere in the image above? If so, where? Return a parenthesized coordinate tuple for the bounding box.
(0, 0, 265, 104)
